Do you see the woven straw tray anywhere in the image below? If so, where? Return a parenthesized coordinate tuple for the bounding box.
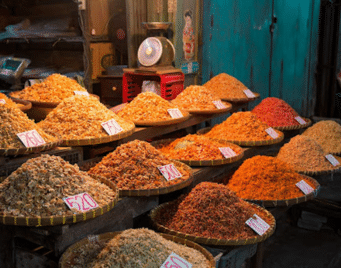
(173, 101, 233, 115)
(129, 113, 190, 126)
(221, 92, 260, 103)
(10, 98, 32, 112)
(272, 118, 312, 131)
(294, 156, 341, 176)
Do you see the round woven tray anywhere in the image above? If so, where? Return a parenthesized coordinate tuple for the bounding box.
(272, 118, 312, 131)
(0, 175, 119, 227)
(150, 200, 276, 246)
(59, 231, 216, 268)
(293, 156, 341, 176)
(173, 101, 233, 115)
(0, 139, 61, 156)
(221, 92, 260, 103)
(10, 98, 32, 112)
(151, 138, 245, 167)
(132, 113, 191, 126)
(118, 160, 193, 197)
(242, 175, 320, 207)
(197, 127, 284, 147)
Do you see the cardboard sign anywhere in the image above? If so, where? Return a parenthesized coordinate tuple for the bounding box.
(0, 99, 6, 104)
(168, 108, 183, 119)
(265, 127, 279, 139)
(294, 116, 306, 125)
(74, 91, 90, 96)
(243, 89, 256, 98)
(63, 192, 99, 212)
(161, 252, 193, 268)
(246, 214, 270, 236)
(158, 164, 182, 181)
(17, 130, 46, 148)
(296, 180, 314, 195)
(325, 154, 340, 167)
(219, 147, 237, 158)
(212, 100, 227, 109)
(101, 119, 123, 135)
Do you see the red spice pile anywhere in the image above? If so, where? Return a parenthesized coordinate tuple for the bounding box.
(252, 97, 301, 127)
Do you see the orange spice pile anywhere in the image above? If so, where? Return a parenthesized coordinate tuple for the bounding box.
(0, 93, 19, 108)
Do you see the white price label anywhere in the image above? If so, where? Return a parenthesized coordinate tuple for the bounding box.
(74, 91, 90, 96)
(325, 154, 340, 166)
(265, 127, 279, 139)
(243, 89, 256, 98)
(212, 100, 227, 109)
(294, 116, 306, 125)
(161, 252, 193, 268)
(296, 180, 314, 195)
(101, 119, 123, 135)
(168, 108, 183, 119)
(63, 192, 99, 212)
(17, 130, 46, 148)
(219, 147, 237, 158)
(158, 164, 182, 181)
(0, 99, 6, 104)
(246, 214, 270, 236)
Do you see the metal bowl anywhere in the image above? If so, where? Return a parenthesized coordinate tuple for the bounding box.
(142, 22, 172, 30)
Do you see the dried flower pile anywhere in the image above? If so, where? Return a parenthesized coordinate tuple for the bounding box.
(155, 134, 243, 161)
(88, 140, 191, 190)
(226, 155, 315, 200)
(302, 120, 341, 154)
(67, 228, 211, 268)
(38, 95, 134, 140)
(204, 111, 282, 141)
(0, 155, 117, 217)
(10, 73, 87, 103)
(277, 135, 340, 172)
(0, 104, 57, 148)
(156, 182, 273, 240)
(252, 97, 301, 127)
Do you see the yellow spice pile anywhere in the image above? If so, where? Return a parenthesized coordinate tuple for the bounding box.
(38, 95, 134, 140)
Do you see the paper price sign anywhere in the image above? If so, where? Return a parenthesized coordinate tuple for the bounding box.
(101, 119, 123, 136)
(74, 91, 90, 96)
(158, 164, 182, 181)
(265, 127, 279, 139)
(325, 154, 340, 166)
(212, 100, 227, 109)
(243, 89, 256, 98)
(0, 99, 6, 104)
(246, 214, 270, 236)
(219, 147, 237, 158)
(161, 252, 193, 268)
(17, 130, 46, 148)
(168, 108, 183, 119)
(294, 116, 306, 125)
(63, 192, 99, 212)
(296, 180, 314, 195)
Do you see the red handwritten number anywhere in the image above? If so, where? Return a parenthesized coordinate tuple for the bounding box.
(31, 131, 45, 144)
(164, 256, 190, 268)
(77, 195, 90, 210)
(83, 193, 97, 208)
(66, 197, 81, 211)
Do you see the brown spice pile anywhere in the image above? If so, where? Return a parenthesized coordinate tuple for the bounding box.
(0, 154, 117, 217)
(277, 135, 339, 172)
(204, 111, 282, 141)
(226, 156, 315, 200)
(10, 73, 87, 103)
(203, 73, 250, 99)
(302, 120, 341, 154)
(0, 104, 57, 148)
(156, 182, 273, 240)
(88, 140, 191, 190)
(117, 92, 186, 121)
(38, 95, 134, 140)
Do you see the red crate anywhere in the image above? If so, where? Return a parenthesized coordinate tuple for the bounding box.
(122, 72, 184, 102)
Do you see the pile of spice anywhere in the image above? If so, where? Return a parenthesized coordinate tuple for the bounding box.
(252, 97, 302, 127)
(172, 85, 225, 111)
(277, 135, 340, 172)
(117, 92, 186, 121)
(302, 120, 341, 154)
(0, 154, 117, 217)
(0, 93, 20, 108)
(10, 73, 87, 103)
(88, 140, 191, 190)
(155, 134, 243, 161)
(67, 228, 211, 268)
(226, 155, 315, 200)
(37, 95, 134, 140)
(155, 182, 273, 240)
(203, 73, 250, 99)
(0, 104, 57, 148)
(204, 111, 282, 141)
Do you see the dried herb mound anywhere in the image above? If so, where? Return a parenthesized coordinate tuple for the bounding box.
(0, 154, 117, 217)
(277, 135, 340, 172)
(158, 182, 273, 240)
(88, 140, 191, 190)
(0, 104, 57, 148)
(38, 95, 134, 140)
(302, 120, 341, 154)
(204, 111, 282, 141)
(252, 97, 301, 127)
(227, 155, 315, 200)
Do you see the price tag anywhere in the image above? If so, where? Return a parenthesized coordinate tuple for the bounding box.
(212, 100, 227, 109)
(325, 154, 340, 166)
(168, 108, 183, 119)
(63, 192, 99, 212)
(17, 130, 46, 148)
(161, 252, 193, 268)
(74, 91, 90, 96)
(158, 164, 182, 181)
(296, 180, 314, 195)
(101, 119, 123, 135)
(243, 89, 256, 98)
(0, 99, 6, 104)
(294, 116, 306, 125)
(246, 214, 270, 236)
(265, 127, 279, 139)
(219, 147, 237, 158)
